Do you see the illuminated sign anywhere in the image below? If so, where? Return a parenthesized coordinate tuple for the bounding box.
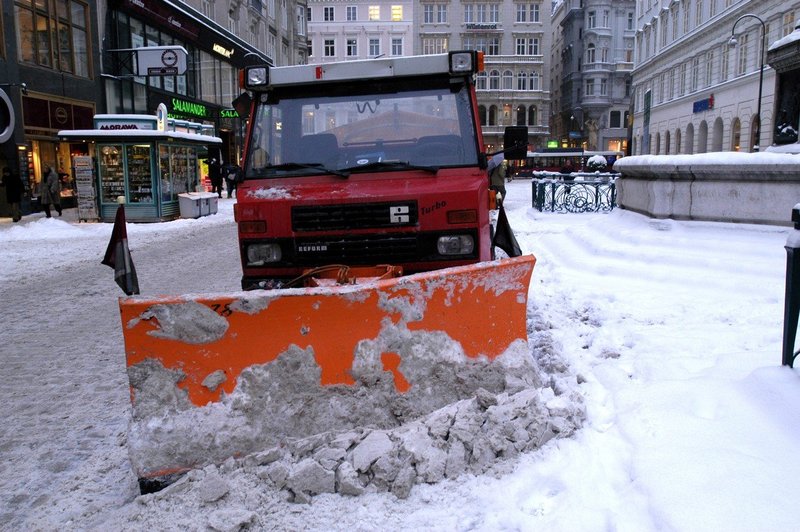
(213, 43, 234, 58)
(171, 97, 208, 119)
(221, 109, 239, 118)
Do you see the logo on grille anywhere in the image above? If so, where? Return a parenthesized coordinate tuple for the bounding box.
(390, 205, 410, 224)
(298, 244, 328, 252)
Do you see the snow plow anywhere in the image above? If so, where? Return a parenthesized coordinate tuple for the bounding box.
(118, 51, 539, 491)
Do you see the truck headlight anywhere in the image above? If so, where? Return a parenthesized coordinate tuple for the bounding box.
(246, 243, 281, 265)
(437, 235, 474, 255)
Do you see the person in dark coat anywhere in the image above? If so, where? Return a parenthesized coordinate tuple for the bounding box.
(207, 158, 223, 198)
(2, 167, 24, 222)
(40, 165, 62, 218)
(222, 163, 240, 198)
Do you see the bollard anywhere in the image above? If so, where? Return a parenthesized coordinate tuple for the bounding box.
(782, 205, 800, 367)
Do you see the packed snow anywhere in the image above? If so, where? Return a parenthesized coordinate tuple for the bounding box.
(1, 178, 799, 530)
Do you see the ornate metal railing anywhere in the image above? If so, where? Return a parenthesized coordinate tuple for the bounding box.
(531, 174, 617, 213)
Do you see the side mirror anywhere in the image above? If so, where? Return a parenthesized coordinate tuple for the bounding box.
(503, 126, 528, 160)
(232, 92, 252, 120)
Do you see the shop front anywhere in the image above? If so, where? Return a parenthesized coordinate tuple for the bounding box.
(58, 113, 221, 222)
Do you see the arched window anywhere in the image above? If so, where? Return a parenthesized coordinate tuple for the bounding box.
(685, 123, 695, 154)
(489, 70, 500, 90)
(530, 71, 540, 91)
(489, 105, 497, 126)
(587, 43, 596, 63)
(731, 118, 741, 151)
(516, 105, 526, 125)
(665, 130, 671, 154)
(502, 70, 513, 90)
(478, 105, 487, 126)
(517, 71, 527, 90)
(675, 128, 682, 153)
(698, 120, 708, 153)
(712, 117, 723, 151)
(476, 72, 487, 90)
(655, 132, 661, 155)
(528, 105, 537, 126)
(750, 114, 760, 152)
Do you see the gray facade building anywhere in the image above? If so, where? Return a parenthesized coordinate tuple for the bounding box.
(551, 0, 635, 152)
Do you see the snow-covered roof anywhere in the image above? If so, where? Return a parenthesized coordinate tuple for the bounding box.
(57, 129, 222, 144)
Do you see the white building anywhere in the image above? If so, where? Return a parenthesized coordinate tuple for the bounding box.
(631, 0, 799, 155)
(306, 0, 414, 62)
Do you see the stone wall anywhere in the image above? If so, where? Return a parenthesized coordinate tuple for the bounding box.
(613, 152, 800, 226)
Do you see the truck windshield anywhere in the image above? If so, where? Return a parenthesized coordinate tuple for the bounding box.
(245, 85, 479, 178)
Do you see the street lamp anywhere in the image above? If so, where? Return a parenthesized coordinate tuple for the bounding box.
(729, 13, 766, 152)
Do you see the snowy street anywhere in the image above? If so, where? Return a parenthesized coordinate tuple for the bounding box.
(2, 179, 799, 530)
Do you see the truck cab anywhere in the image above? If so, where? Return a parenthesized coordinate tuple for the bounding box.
(235, 51, 518, 290)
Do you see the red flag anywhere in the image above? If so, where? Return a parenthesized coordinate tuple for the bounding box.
(102, 205, 140, 295)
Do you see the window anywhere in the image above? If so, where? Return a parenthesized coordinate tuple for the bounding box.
(15, 0, 91, 76)
(783, 13, 796, 37)
(489, 70, 500, 90)
(422, 36, 448, 54)
(588, 11, 596, 28)
(672, 6, 679, 40)
(682, 0, 690, 33)
(530, 4, 539, 22)
(516, 105, 526, 126)
(437, 5, 447, 23)
(516, 3, 526, 22)
(369, 37, 380, 56)
(368, 5, 379, 21)
(736, 33, 748, 75)
(517, 71, 527, 90)
(602, 10, 609, 27)
(346, 38, 357, 57)
(391, 5, 402, 21)
(720, 43, 729, 81)
(516, 37, 526, 55)
(324, 6, 334, 21)
(679, 63, 686, 95)
(423, 4, 433, 23)
(695, 0, 702, 28)
(530, 71, 540, 90)
(600, 78, 607, 96)
(487, 36, 500, 55)
(489, 4, 499, 23)
(346, 5, 357, 21)
(476, 72, 487, 90)
(610, 111, 621, 128)
(691, 56, 699, 91)
(502, 70, 513, 90)
(391, 37, 402, 56)
(464, 4, 474, 23)
(476, 4, 486, 23)
(529, 37, 539, 55)
(705, 50, 713, 87)
(586, 78, 595, 96)
(324, 38, 335, 57)
(601, 47, 608, 63)
(528, 105, 537, 126)
(627, 12, 634, 30)
(586, 43, 596, 63)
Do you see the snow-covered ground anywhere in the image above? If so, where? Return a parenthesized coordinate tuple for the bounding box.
(1, 179, 798, 531)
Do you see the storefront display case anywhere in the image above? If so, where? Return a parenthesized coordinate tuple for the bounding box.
(58, 114, 222, 222)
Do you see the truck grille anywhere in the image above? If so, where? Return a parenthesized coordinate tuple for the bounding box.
(292, 201, 418, 232)
(293, 234, 419, 264)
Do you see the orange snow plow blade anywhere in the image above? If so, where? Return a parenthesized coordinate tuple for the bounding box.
(119, 255, 536, 482)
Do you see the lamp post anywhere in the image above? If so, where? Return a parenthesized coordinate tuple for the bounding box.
(729, 13, 766, 152)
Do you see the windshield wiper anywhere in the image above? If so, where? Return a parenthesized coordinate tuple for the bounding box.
(265, 162, 350, 178)
(339, 160, 439, 174)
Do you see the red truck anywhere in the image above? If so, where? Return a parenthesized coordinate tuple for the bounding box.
(234, 51, 527, 289)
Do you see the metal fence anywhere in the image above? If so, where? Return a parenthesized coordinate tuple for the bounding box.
(531, 173, 617, 213)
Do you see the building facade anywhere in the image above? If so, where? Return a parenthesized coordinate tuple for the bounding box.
(631, 0, 797, 155)
(306, 0, 552, 152)
(551, 0, 636, 152)
(1, 0, 307, 219)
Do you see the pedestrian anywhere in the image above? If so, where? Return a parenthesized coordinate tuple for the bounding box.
(2, 166, 24, 222)
(207, 158, 223, 198)
(223, 163, 240, 198)
(39, 165, 62, 218)
(488, 153, 506, 204)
